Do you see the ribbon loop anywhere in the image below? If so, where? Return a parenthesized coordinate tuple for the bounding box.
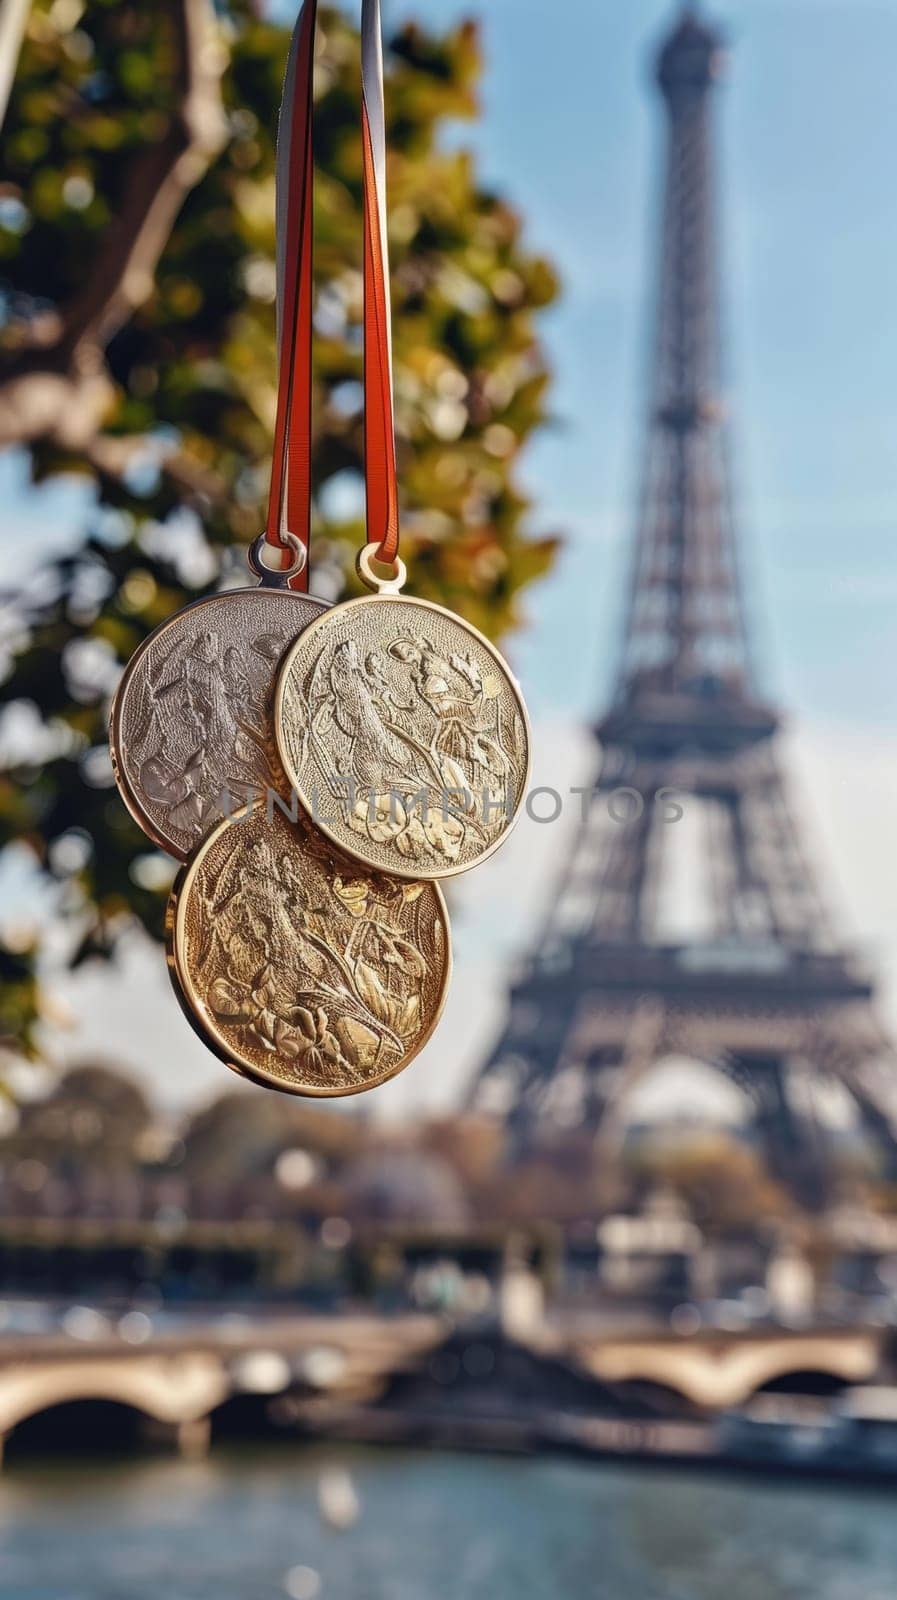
(265, 0, 399, 590)
(361, 0, 399, 566)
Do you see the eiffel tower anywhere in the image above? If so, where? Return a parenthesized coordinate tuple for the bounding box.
(470, 6, 897, 1211)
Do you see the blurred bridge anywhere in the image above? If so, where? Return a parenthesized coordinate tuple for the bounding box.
(544, 1323, 889, 1411)
(0, 1310, 892, 1464)
(0, 1313, 444, 1461)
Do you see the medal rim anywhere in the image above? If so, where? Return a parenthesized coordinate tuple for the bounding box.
(273, 592, 533, 881)
(109, 585, 331, 861)
(165, 803, 453, 1098)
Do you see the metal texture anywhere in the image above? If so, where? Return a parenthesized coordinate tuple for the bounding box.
(110, 587, 327, 860)
(167, 804, 451, 1097)
(274, 594, 531, 880)
(247, 530, 308, 587)
(468, 8, 897, 1211)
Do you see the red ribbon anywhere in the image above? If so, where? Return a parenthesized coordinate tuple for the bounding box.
(265, 0, 399, 589)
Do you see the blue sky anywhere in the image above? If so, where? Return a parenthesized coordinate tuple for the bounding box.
(4, 0, 896, 1111)
(379, 0, 897, 732)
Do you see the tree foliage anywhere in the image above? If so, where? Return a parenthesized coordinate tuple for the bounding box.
(180, 1087, 364, 1183)
(9, 1061, 152, 1175)
(630, 1133, 793, 1231)
(0, 0, 559, 1057)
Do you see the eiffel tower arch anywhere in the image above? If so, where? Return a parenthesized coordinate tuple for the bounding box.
(469, 6, 897, 1212)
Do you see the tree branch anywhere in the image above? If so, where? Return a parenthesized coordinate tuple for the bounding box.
(83, 431, 228, 509)
(62, 0, 228, 360)
(0, 0, 228, 458)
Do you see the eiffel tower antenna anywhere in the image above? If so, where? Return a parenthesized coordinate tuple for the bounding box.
(469, 7, 897, 1211)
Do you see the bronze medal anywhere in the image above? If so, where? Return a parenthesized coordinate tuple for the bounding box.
(167, 803, 451, 1096)
(274, 549, 531, 880)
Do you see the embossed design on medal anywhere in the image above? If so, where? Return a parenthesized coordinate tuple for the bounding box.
(110, 579, 327, 861)
(275, 593, 531, 880)
(167, 806, 451, 1096)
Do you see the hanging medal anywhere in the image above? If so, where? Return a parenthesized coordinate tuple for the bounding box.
(274, 0, 531, 881)
(167, 803, 450, 1097)
(157, 0, 452, 1097)
(109, 0, 324, 860)
(109, 567, 322, 859)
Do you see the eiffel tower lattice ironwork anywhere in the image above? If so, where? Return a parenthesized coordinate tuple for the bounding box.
(469, 6, 897, 1210)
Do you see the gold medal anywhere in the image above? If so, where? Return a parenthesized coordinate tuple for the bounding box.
(110, 536, 324, 860)
(274, 545, 531, 880)
(166, 803, 451, 1096)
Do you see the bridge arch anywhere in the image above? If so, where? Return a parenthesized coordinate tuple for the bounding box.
(574, 1331, 881, 1410)
(4, 1397, 147, 1459)
(754, 1367, 852, 1398)
(0, 1353, 230, 1440)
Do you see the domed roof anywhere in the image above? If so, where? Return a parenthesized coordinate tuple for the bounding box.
(347, 1149, 470, 1226)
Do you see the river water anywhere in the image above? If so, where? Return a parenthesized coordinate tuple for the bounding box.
(0, 1444, 895, 1600)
